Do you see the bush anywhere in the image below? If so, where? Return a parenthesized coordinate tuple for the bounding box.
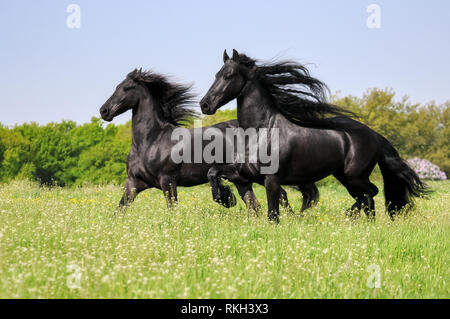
(407, 157, 447, 180)
(16, 162, 37, 181)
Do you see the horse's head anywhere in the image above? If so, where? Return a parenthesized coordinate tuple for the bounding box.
(200, 49, 252, 115)
(100, 68, 146, 121)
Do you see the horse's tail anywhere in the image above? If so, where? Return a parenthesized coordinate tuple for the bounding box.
(293, 183, 320, 212)
(377, 136, 428, 218)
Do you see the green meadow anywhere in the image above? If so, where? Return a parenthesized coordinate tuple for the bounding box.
(0, 180, 448, 298)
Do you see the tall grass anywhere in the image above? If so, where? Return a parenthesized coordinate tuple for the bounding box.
(0, 180, 448, 298)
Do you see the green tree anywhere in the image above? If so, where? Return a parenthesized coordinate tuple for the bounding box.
(0, 128, 32, 181)
(0, 89, 447, 185)
(75, 122, 130, 185)
(201, 109, 237, 126)
(333, 88, 449, 174)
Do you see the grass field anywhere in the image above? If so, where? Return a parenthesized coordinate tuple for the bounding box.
(0, 180, 448, 298)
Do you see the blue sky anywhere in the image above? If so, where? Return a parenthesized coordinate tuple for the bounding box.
(1, 0, 449, 126)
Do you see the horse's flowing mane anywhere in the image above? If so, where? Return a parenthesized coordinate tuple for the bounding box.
(237, 54, 356, 128)
(128, 70, 199, 126)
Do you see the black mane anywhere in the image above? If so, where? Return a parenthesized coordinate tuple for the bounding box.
(237, 54, 356, 128)
(129, 70, 199, 126)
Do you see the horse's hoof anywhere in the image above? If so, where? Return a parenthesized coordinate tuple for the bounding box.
(114, 205, 127, 217)
(345, 209, 360, 220)
(365, 212, 376, 222)
(252, 204, 261, 215)
(268, 213, 280, 224)
(218, 186, 237, 208)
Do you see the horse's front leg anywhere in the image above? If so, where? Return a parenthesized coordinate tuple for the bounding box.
(264, 175, 281, 223)
(235, 182, 261, 214)
(159, 176, 178, 208)
(117, 177, 148, 214)
(207, 165, 239, 208)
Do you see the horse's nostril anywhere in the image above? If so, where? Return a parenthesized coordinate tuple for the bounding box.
(101, 108, 108, 115)
(201, 102, 209, 111)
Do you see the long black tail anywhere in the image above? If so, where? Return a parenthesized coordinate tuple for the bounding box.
(378, 136, 428, 218)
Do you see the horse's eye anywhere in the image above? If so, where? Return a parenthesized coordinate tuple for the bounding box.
(123, 85, 135, 91)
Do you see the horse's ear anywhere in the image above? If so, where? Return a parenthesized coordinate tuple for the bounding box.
(232, 49, 240, 61)
(223, 50, 230, 63)
(131, 68, 143, 81)
(127, 68, 138, 80)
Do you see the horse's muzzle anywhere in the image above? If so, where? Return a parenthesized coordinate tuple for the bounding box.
(200, 100, 214, 115)
(100, 105, 113, 121)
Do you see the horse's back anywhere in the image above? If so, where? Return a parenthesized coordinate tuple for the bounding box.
(275, 115, 381, 183)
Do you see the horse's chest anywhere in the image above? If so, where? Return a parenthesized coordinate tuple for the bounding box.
(127, 151, 160, 186)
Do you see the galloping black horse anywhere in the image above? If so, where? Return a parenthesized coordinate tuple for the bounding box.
(99, 68, 318, 211)
(200, 50, 427, 222)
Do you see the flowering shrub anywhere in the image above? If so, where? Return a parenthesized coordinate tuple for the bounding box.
(407, 157, 447, 180)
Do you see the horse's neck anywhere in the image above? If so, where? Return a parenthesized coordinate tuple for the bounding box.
(237, 83, 277, 129)
(131, 96, 166, 150)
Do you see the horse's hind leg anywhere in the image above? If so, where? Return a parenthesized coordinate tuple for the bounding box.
(279, 187, 295, 215)
(335, 175, 378, 220)
(234, 183, 294, 216)
(160, 176, 178, 209)
(279, 184, 320, 215)
(297, 183, 319, 212)
(234, 184, 305, 216)
(235, 183, 261, 214)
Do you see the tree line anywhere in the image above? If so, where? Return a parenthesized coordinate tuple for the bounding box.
(0, 88, 448, 186)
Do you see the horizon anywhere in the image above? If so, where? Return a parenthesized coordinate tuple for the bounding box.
(1, 0, 450, 126)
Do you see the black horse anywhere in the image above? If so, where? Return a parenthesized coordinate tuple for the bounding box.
(99, 68, 318, 211)
(200, 50, 427, 222)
